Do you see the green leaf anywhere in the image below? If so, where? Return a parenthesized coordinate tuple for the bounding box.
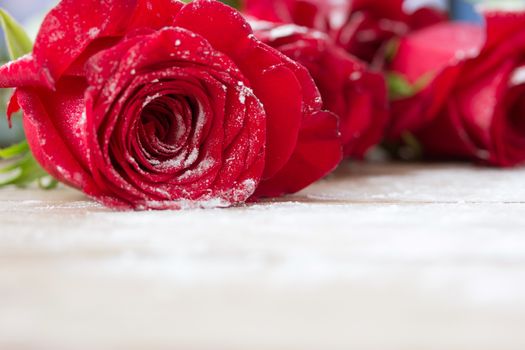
(0, 140, 56, 188)
(221, 0, 241, 8)
(180, 0, 241, 9)
(387, 73, 416, 100)
(0, 8, 33, 60)
(387, 72, 434, 100)
(0, 140, 29, 159)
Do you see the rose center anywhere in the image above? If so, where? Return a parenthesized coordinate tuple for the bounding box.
(138, 94, 192, 152)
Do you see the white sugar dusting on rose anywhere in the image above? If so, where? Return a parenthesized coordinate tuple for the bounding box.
(174, 115, 187, 140)
(190, 101, 207, 138)
(74, 110, 87, 138)
(87, 27, 100, 39)
(136, 177, 257, 210)
(217, 178, 258, 203)
(184, 148, 199, 167)
(179, 157, 216, 181)
(153, 187, 171, 198)
(237, 81, 254, 105)
(156, 147, 199, 171)
(142, 93, 162, 108)
(137, 197, 231, 211)
(237, 179, 257, 199)
(158, 152, 186, 170)
(48, 31, 65, 43)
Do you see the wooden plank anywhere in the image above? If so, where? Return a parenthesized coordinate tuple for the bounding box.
(0, 162, 524, 350)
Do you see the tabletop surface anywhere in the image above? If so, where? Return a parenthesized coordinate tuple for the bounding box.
(1, 162, 524, 350)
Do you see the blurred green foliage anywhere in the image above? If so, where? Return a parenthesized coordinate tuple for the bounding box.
(181, 0, 242, 9)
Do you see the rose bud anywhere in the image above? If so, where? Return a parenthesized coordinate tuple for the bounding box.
(0, 0, 342, 210)
(243, 0, 447, 63)
(251, 20, 388, 158)
(387, 10, 525, 167)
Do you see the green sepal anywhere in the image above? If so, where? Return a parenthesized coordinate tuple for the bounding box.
(387, 72, 434, 100)
(0, 8, 33, 60)
(0, 139, 29, 158)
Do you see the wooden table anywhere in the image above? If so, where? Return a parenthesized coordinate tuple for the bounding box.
(1, 162, 524, 350)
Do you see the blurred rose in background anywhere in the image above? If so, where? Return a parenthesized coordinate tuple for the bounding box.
(0, 0, 519, 146)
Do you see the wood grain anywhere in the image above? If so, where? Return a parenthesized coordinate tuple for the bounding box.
(1, 162, 524, 350)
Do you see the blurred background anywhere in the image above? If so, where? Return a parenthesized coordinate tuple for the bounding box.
(0, 0, 488, 23)
(0, 0, 513, 146)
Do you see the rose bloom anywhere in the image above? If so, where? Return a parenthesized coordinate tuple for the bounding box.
(251, 20, 388, 158)
(243, 0, 447, 63)
(387, 10, 525, 167)
(0, 0, 342, 209)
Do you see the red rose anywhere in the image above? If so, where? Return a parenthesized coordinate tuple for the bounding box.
(0, 0, 342, 209)
(243, 0, 447, 63)
(387, 11, 525, 167)
(335, 0, 448, 64)
(244, 0, 347, 32)
(251, 20, 388, 158)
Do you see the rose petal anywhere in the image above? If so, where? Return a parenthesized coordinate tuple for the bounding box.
(33, 0, 137, 84)
(17, 87, 90, 188)
(484, 10, 525, 51)
(128, 0, 184, 30)
(6, 90, 21, 128)
(24, 0, 184, 88)
(391, 22, 484, 84)
(175, 0, 306, 178)
(0, 54, 54, 89)
(83, 26, 266, 207)
(254, 22, 387, 158)
(254, 110, 341, 197)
